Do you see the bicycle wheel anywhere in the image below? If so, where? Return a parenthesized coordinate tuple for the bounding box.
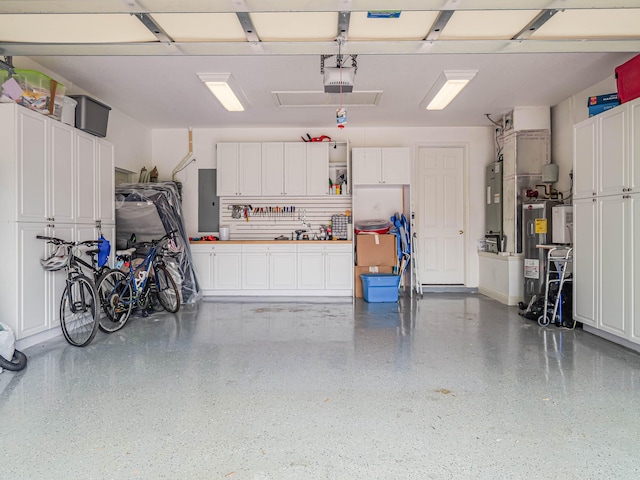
(97, 270, 133, 332)
(59, 275, 99, 347)
(154, 264, 181, 313)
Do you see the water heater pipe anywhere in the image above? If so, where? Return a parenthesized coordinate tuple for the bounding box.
(172, 128, 193, 181)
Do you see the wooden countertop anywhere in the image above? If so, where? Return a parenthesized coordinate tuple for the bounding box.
(190, 239, 353, 245)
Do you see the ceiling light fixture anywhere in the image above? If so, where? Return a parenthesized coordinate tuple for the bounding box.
(422, 70, 477, 111)
(197, 73, 247, 112)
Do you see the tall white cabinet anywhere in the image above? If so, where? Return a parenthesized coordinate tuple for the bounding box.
(0, 104, 115, 344)
(573, 98, 640, 348)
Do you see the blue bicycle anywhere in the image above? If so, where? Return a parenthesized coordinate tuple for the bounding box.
(98, 231, 181, 332)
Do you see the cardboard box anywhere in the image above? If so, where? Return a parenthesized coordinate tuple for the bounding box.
(354, 265, 394, 298)
(355, 234, 397, 267)
(588, 93, 619, 106)
(588, 103, 618, 117)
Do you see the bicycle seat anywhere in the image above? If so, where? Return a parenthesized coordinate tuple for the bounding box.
(116, 248, 136, 258)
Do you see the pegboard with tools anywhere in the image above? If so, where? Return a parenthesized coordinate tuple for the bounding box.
(221, 196, 352, 240)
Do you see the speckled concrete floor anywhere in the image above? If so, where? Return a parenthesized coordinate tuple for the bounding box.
(1, 294, 640, 479)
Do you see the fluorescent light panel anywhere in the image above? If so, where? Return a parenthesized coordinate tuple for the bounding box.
(198, 73, 246, 111)
(423, 70, 477, 110)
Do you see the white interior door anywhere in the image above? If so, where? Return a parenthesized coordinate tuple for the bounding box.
(416, 147, 465, 285)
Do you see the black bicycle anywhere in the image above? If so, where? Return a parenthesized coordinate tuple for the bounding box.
(98, 231, 181, 332)
(37, 236, 102, 347)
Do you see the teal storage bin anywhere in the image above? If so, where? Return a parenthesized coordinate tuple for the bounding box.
(360, 273, 400, 303)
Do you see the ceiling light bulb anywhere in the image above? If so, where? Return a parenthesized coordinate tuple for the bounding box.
(197, 73, 247, 112)
(422, 70, 478, 111)
(426, 79, 471, 110)
(204, 82, 245, 111)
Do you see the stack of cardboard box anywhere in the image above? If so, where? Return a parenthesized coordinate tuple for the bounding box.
(354, 233, 397, 298)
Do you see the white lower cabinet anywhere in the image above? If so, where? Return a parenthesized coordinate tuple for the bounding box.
(573, 198, 597, 327)
(17, 223, 74, 339)
(191, 242, 352, 295)
(297, 244, 353, 290)
(192, 250, 214, 291)
(242, 245, 297, 290)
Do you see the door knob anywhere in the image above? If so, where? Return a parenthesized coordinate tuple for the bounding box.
(458, 230, 464, 235)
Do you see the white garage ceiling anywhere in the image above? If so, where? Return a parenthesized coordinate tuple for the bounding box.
(1, 1, 638, 129)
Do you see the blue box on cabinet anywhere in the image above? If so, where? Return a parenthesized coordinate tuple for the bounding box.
(360, 273, 400, 302)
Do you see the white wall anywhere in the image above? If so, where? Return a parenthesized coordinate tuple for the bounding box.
(13, 57, 152, 173)
(152, 126, 494, 288)
(551, 75, 618, 196)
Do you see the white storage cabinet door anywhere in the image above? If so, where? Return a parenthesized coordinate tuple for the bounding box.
(261, 143, 285, 196)
(352, 148, 382, 185)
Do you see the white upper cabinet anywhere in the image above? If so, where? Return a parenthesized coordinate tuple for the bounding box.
(262, 142, 285, 196)
(0, 104, 76, 224)
(352, 148, 382, 184)
(17, 108, 48, 222)
(382, 147, 411, 184)
(573, 118, 598, 199)
(238, 143, 262, 195)
(262, 142, 308, 196)
(76, 130, 98, 224)
(217, 141, 335, 197)
(217, 142, 261, 196)
(49, 121, 75, 223)
(352, 147, 410, 185)
(574, 98, 640, 199)
(284, 142, 307, 195)
(598, 106, 628, 197)
(306, 142, 329, 195)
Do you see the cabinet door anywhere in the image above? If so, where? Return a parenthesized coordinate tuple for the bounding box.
(630, 194, 640, 343)
(297, 252, 325, 289)
(242, 252, 269, 289)
(76, 131, 97, 223)
(629, 99, 640, 194)
(17, 108, 48, 222)
(217, 143, 239, 196)
(270, 252, 297, 289)
(573, 198, 597, 327)
(325, 251, 354, 290)
(599, 107, 628, 197)
(352, 148, 382, 184)
(18, 223, 50, 337)
(284, 142, 307, 195)
(381, 147, 411, 184)
(50, 121, 75, 223)
(239, 143, 262, 195)
(598, 195, 628, 337)
(213, 253, 242, 289)
(192, 251, 213, 291)
(573, 119, 597, 199)
(96, 139, 115, 224)
(306, 143, 329, 195)
(261, 143, 284, 195)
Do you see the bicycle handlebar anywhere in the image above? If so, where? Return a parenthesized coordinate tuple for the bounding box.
(36, 235, 100, 247)
(131, 230, 178, 249)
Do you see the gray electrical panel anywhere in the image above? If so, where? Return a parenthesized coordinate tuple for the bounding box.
(198, 169, 220, 232)
(485, 161, 503, 252)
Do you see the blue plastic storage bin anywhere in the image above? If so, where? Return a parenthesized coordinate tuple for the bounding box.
(360, 273, 400, 302)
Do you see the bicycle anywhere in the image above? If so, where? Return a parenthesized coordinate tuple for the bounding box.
(37, 236, 102, 347)
(99, 230, 181, 331)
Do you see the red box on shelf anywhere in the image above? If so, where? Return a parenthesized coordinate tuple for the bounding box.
(615, 54, 640, 104)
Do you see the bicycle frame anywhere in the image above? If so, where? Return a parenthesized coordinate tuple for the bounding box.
(116, 243, 161, 307)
